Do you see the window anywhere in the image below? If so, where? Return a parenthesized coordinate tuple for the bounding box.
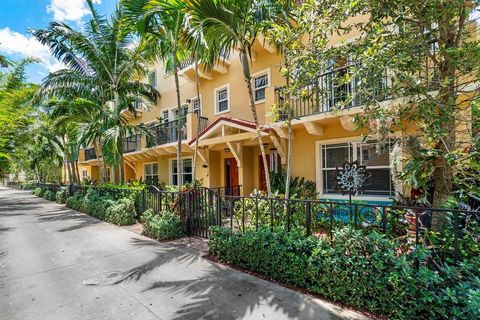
(192, 97, 201, 115)
(215, 85, 229, 114)
(171, 159, 193, 185)
(106, 167, 111, 182)
(161, 110, 169, 124)
(144, 163, 159, 185)
(321, 142, 393, 196)
(148, 70, 157, 88)
(254, 73, 268, 102)
(174, 105, 188, 120)
(81, 170, 88, 180)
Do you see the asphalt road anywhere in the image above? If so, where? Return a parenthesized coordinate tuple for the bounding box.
(0, 187, 367, 320)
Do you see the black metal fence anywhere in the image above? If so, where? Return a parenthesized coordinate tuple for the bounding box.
(8, 181, 479, 262)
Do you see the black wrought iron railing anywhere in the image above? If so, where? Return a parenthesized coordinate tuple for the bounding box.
(149, 120, 187, 147)
(123, 134, 141, 153)
(275, 65, 389, 119)
(84, 148, 97, 161)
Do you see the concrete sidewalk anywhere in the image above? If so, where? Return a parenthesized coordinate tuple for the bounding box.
(0, 187, 368, 320)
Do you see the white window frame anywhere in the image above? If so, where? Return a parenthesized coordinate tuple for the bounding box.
(144, 162, 159, 185)
(169, 157, 193, 185)
(190, 95, 202, 115)
(251, 68, 271, 104)
(81, 169, 88, 180)
(161, 109, 170, 124)
(315, 138, 394, 200)
(214, 84, 230, 115)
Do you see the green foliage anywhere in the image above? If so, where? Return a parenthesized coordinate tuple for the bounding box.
(83, 188, 113, 220)
(104, 198, 136, 225)
(55, 189, 68, 204)
(269, 167, 317, 199)
(142, 209, 184, 241)
(43, 190, 56, 201)
(66, 192, 85, 211)
(33, 187, 45, 197)
(209, 226, 480, 319)
(0, 59, 39, 179)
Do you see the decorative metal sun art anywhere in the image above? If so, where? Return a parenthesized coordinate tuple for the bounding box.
(335, 161, 371, 197)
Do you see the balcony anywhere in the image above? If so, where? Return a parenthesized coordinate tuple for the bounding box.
(148, 120, 186, 147)
(274, 65, 390, 119)
(123, 134, 141, 153)
(84, 148, 97, 161)
(275, 55, 439, 121)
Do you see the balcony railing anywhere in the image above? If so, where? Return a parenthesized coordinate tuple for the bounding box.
(275, 65, 389, 119)
(84, 148, 97, 161)
(148, 120, 187, 147)
(275, 42, 439, 120)
(123, 134, 141, 153)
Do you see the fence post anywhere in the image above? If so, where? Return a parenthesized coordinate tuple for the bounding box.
(141, 189, 146, 214)
(306, 201, 311, 236)
(186, 191, 191, 237)
(453, 211, 459, 263)
(255, 196, 259, 231)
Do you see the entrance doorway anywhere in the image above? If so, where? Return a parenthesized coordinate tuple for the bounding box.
(224, 158, 239, 195)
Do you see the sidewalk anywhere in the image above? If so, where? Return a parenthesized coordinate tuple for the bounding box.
(0, 187, 369, 320)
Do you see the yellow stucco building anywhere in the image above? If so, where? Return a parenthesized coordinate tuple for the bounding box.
(72, 20, 476, 206)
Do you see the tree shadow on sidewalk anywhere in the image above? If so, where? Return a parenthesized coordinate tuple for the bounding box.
(111, 237, 352, 320)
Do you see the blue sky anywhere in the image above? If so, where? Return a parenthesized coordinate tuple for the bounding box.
(0, 0, 117, 83)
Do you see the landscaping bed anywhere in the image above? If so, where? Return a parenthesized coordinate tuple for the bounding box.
(208, 226, 480, 320)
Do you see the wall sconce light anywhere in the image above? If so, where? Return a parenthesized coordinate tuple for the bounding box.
(202, 164, 208, 168)
(224, 148, 231, 153)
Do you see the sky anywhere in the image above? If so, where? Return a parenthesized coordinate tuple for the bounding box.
(0, 0, 117, 83)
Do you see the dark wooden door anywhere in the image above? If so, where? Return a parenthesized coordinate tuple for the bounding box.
(225, 158, 239, 189)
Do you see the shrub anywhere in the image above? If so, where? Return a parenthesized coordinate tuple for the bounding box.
(56, 189, 68, 204)
(66, 192, 85, 211)
(104, 198, 136, 225)
(83, 188, 114, 220)
(43, 190, 56, 201)
(209, 226, 480, 320)
(33, 187, 45, 197)
(142, 209, 184, 240)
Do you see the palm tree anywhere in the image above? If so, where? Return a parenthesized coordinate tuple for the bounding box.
(32, 0, 157, 184)
(122, 0, 192, 191)
(186, 0, 292, 196)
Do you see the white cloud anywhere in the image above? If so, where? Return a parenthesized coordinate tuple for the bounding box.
(46, 0, 101, 23)
(0, 27, 66, 73)
(0, 27, 51, 61)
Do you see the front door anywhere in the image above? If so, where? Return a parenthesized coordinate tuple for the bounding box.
(225, 158, 239, 195)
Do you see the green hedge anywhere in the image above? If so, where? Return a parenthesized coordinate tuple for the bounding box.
(209, 226, 480, 319)
(43, 190, 56, 201)
(65, 189, 136, 226)
(142, 209, 184, 240)
(55, 189, 68, 204)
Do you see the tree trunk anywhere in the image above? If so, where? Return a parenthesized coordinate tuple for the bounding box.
(192, 56, 202, 183)
(240, 50, 272, 196)
(284, 56, 293, 200)
(94, 141, 106, 183)
(285, 116, 293, 199)
(430, 27, 457, 231)
(173, 54, 183, 195)
(75, 160, 81, 183)
(120, 150, 126, 184)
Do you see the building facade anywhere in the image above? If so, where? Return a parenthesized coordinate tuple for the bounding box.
(73, 21, 476, 206)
